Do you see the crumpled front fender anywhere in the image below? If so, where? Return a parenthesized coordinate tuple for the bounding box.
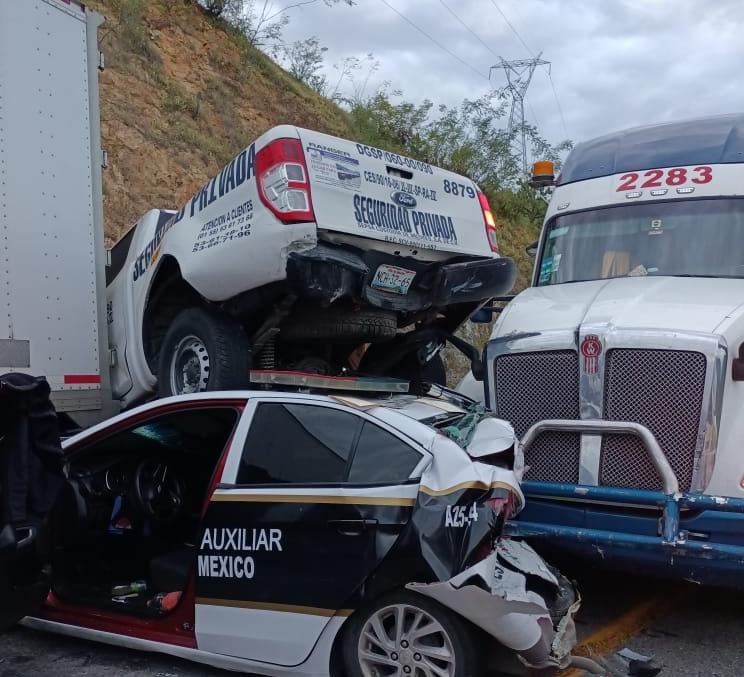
(406, 539, 579, 671)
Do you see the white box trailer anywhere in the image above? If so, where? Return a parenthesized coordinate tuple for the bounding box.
(0, 0, 113, 425)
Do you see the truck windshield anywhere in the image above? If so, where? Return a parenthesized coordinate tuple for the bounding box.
(537, 198, 744, 285)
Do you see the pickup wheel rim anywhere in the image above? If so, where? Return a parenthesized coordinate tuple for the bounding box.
(357, 603, 455, 677)
(170, 335, 210, 395)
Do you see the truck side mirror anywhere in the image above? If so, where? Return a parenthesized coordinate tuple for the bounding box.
(526, 240, 539, 258)
(733, 343, 744, 381)
(470, 307, 493, 324)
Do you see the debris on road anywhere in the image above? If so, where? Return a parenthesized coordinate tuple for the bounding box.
(617, 648, 662, 676)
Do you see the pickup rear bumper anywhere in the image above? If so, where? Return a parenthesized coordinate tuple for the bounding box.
(286, 244, 516, 312)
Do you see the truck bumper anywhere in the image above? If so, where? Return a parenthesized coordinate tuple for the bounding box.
(509, 419, 744, 588)
(509, 482, 744, 588)
(286, 244, 516, 312)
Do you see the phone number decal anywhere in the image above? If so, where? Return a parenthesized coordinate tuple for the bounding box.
(364, 171, 438, 201)
(192, 200, 253, 252)
(356, 143, 434, 174)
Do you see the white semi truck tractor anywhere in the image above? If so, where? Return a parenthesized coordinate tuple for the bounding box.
(462, 114, 744, 587)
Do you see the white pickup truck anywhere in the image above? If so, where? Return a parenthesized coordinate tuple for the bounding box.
(107, 128, 515, 406)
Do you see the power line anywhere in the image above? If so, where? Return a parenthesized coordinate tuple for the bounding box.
(547, 70, 569, 140)
(488, 0, 570, 139)
(526, 96, 541, 131)
(488, 0, 534, 56)
(438, 0, 560, 145)
(438, 0, 498, 59)
(378, 0, 490, 81)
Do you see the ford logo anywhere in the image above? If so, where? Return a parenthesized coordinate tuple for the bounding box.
(391, 191, 417, 208)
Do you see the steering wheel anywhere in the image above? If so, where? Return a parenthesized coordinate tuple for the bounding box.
(132, 458, 185, 525)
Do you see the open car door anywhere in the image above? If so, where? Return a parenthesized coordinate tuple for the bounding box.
(0, 374, 65, 631)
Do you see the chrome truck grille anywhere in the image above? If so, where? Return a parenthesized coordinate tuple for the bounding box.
(493, 346, 708, 491)
(494, 351, 581, 483)
(600, 349, 706, 491)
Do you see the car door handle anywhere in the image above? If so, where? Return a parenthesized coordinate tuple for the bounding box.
(327, 519, 378, 536)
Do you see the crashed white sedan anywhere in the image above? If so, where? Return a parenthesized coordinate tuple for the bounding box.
(3, 376, 581, 676)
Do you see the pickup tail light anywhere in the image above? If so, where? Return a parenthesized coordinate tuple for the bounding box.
(478, 190, 499, 253)
(255, 138, 315, 223)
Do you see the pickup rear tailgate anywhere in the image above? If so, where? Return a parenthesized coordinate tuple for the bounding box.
(297, 129, 494, 258)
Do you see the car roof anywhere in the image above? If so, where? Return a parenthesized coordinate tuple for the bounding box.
(559, 112, 744, 185)
(63, 390, 469, 447)
(149, 390, 468, 421)
(328, 393, 466, 423)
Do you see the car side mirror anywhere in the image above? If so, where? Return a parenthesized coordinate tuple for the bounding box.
(526, 240, 539, 258)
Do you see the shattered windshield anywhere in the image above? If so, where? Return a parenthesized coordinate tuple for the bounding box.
(537, 198, 744, 285)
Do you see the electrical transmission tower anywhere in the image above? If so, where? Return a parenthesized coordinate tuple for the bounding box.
(490, 54, 550, 175)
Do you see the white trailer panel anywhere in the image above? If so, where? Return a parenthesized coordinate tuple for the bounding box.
(0, 0, 112, 421)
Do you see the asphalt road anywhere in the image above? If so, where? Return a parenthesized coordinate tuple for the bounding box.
(610, 584, 744, 677)
(0, 626, 231, 677)
(2, 570, 743, 677)
(559, 562, 744, 677)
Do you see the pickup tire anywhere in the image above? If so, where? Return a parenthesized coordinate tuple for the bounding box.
(281, 309, 397, 343)
(157, 307, 250, 397)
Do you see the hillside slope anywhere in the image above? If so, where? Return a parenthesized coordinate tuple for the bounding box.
(87, 0, 355, 243)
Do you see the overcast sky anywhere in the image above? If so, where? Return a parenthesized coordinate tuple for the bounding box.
(281, 0, 744, 150)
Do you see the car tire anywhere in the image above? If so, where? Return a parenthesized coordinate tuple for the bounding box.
(282, 308, 397, 343)
(342, 591, 482, 677)
(157, 307, 251, 397)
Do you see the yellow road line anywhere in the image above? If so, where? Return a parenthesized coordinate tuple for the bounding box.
(560, 591, 676, 677)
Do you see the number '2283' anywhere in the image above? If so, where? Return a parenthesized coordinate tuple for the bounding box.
(616, 166, 713, 192)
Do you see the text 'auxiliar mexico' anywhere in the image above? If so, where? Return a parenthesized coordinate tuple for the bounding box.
(198, 528, 283, 580)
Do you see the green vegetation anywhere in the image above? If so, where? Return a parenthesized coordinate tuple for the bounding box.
(161, 79, 200, 117)
(110, 0, 158, 61)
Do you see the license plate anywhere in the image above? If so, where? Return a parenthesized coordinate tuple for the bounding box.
(371, 264, 416, 295)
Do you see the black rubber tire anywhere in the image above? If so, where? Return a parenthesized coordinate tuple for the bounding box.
(342, 590, 482, 677)
(282, 308, 397, 343)
(156, 307, 251, 397)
